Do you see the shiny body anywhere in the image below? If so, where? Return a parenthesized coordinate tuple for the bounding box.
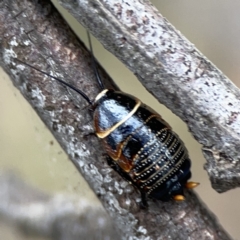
(93, 89, 192, 202)
(17, 33, 198, 204)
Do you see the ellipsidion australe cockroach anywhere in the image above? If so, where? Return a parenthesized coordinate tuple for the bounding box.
(16, 32, 199, 207)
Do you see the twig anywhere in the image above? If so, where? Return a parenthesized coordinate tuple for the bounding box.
(58, 0, 240, 193)
(0, 171, 120, 240)
(0, 0, 232, 239)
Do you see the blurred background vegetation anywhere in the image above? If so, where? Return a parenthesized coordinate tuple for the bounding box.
(1, 0, 240, 239)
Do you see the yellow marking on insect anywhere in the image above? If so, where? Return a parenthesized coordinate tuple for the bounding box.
(96, 99, 141, 138)
(145, 114, 157, 122)
(185, 181, 199, 189)
(112, 135, 133, 161)
(144, 151, 188, 190)
(173, 195, 185, 201)
(94, 89, 109, 103)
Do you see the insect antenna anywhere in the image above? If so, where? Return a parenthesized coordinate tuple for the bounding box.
(87, 31, 105, 90)
(15, 59, 93, 105)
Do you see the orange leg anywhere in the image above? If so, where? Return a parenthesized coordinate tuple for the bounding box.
(174, 182, 200, 201)
(173, 195, 185, 201)
(185, 181, 200, 189)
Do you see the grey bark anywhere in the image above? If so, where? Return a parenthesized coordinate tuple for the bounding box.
(0, 0, 233, 239)
(57, 0, 240, 193)
(0, 171, 120, 240)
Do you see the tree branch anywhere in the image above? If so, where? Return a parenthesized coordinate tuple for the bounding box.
(57, 0, 240, 193)
(0, 171, 120, 240)
(0, 0, 232, 239)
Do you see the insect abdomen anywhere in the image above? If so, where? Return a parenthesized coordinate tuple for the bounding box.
(18, 34, 196, 203)
(131, 128, 191, 201)
(93, 89, 191, 201)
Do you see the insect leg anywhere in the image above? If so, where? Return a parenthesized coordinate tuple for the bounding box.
(185, 181, 200, 189)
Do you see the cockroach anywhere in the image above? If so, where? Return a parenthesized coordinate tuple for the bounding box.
(16, 32, 199, 207)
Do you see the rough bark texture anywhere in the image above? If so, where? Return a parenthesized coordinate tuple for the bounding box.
(0, 0, 233, 239)
(57, 0, 240, 193)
